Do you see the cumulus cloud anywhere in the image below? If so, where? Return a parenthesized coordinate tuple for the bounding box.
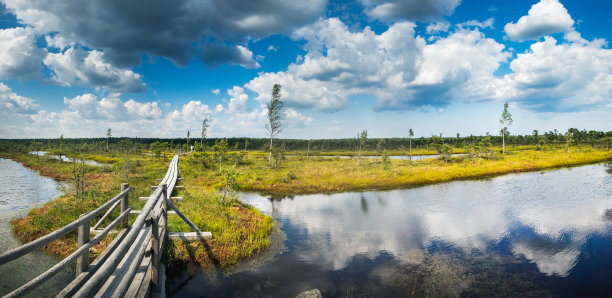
(63, 93, 161, 121)
(0, 82, 39, 114)
(285, 108, 313, 126)
(226, 86, 249, 113)
(425, 21, 450, 34)
(2, 0, 326, 67)
(0, 27, 46, 80)
(199, 43, 260, 69)
(502, 36, 612, 112)
(244, 18, 508, 112)
(211, 89, 221, 95)
(504, 0, 574, 41)
(44, 47, 147, 92)
(360, 0, 461, 22)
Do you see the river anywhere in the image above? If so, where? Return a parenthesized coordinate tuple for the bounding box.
(0, 158, 74, 297)
(168, 163, 612, 297)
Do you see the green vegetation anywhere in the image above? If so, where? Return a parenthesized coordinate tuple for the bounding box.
(0, 125, 611, 268)
(0, 149, 274, 269)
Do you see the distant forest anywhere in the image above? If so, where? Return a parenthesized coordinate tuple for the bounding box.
(1, 128, 611, 153)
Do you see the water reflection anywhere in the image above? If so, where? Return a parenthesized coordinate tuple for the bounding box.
(28, 151, 101, 166)
(172, 164, 612, 297)
(0, 158, 74, 296)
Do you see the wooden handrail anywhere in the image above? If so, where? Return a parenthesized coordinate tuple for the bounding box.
(0, 186, 131, 266)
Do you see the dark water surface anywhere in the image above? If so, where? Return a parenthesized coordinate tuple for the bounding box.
(0, 158, 74, 297)
(169, 163, 612, 297)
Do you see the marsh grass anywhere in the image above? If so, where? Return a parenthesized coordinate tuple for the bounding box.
(4, 152, 274, 268)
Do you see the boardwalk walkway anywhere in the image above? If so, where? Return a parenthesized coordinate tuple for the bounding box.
(0, 155, 210, 297)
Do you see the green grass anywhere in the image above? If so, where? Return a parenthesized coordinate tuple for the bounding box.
(184, 146, 612, 195)
(3, 151, 274, 268)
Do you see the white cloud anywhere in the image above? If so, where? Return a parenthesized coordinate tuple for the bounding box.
(199, 43, 261, 69)
(426, 21, 450, 34)
(63, 93, 161, 121)
(501, 36, 612, 112)
(0, 27, 46, 80)
(211, 89, 220, 95)
(504, 0, 574, 41)
(267, 44, 278, 52)
(361, 0, 461, 22)
(44, 47, 147, 92)
(245, 18, 508, 112)
(285, 108, 314, 126)
(457, 18, 494, 29)
(0, 82, 39, 114)
(226, 86, 249, 113)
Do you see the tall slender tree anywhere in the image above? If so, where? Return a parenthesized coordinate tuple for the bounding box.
(499, 101, 513, 154)
(266, 84, 283, 165)
(409, 128, 414, 153)
(357, 130, 367, 166)
(201, 118, 209, 148)
(106, 128, 112, 151)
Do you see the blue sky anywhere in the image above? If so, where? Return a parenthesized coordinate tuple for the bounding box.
(0, 0, 611, 139)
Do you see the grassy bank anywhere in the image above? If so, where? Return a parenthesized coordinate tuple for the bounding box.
(2, 152, 274, 269)
(184, 146, 611, 195)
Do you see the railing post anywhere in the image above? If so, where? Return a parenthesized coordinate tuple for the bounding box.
(150, 211, 160, 289)
(121, 183, 129, 228)
(76, 214, 90, 275)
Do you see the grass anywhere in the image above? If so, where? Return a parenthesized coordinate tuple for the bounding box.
(3, 144, 610, 269)
(2, 151, 274, 269)
(186, 146, 612, 195)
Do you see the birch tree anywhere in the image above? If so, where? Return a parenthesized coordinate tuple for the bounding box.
(499, 101, 513, 154)
(266, 84, 283, 165)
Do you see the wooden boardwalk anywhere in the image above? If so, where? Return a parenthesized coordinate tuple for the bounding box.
(0, 155, 211, 297)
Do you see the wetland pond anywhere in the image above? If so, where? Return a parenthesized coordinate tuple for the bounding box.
(168, 163, 612, 297)
(0, 158, 74, 296)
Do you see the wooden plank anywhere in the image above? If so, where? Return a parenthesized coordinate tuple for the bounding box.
(130, 210, 176, 215)
(168, 232, 213, 241)
(170, 197, 183, 202)
(58, 229, 128, 298)
(139, 197, 150, 201)
(94, 225, 151, 298)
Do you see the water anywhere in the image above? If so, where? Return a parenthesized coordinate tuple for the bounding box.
(28, 151, 102, 166)
(168, 163, 612, 297)
(0, 158, 75, 296)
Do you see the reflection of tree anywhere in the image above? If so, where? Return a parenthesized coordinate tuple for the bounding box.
(606, 163, 612, 175)
(360, 194, 368, 214)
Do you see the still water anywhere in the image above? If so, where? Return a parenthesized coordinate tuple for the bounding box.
(28, 151, 102, 166)
(169, 163, 612, 297)
(0, 158, 74, 296)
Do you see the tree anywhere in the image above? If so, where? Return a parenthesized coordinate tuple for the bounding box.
(409, 128, 414, 153)
(218, 166, 239, 205)
(357, 130, 367, 166)
(499, 101, 513, 154)
(211, 139, 228, 170)
(106, 128, 112, 151)
(186, 130, 190, 147)
(565, 130, 573, 153)
(201, 118, 209, 148)
(266, 84, 284, 165)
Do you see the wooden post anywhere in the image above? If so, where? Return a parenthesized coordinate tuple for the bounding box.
(150, 212, 160, 289)
(121, 183, 129, 228)
(76, 214, 90, 275)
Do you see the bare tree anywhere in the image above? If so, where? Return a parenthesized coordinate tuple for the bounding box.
(266, 84, 284, 165)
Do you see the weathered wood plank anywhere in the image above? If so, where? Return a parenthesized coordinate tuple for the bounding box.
(168, 232, 213, 241)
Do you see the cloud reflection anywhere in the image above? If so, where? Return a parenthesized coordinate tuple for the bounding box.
(241, 164, 612, 276)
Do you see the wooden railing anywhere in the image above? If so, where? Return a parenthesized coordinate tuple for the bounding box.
(0, 154, 210, 298)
